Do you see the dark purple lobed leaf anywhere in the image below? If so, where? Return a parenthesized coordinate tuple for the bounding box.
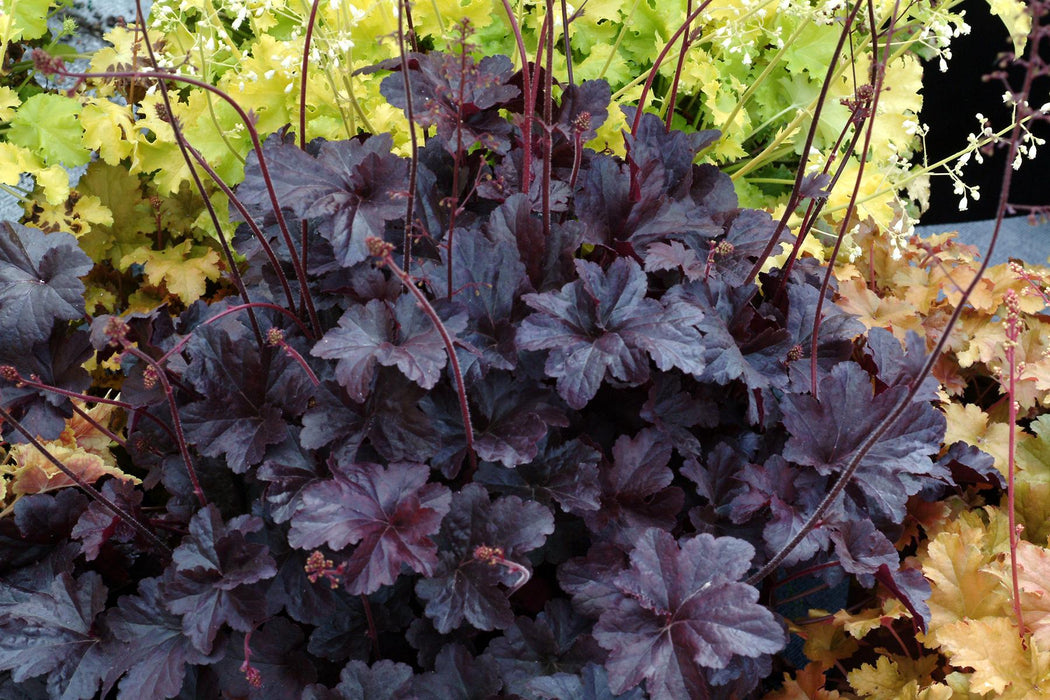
(288, 461, 451, 594)
(302, 367, 437, 465)
(416, 485, 554, 633)
(729, 456, 831, 567)
(481, 600, 604, 696)
(517, 258, 705, 408)
(584, 429, 684, 548)
(639, 373, 717, 458)
(875, 564, 932, 632)
(420, 221, 527, 374)
(938, 440, 1003, 490)
(781, 361, 947, 524)
(714, 209, 793, 287)
(558, 543, 629, 620)
(862, 328, 940, 401)
(0, 327, 92, 442)
(164, 506, 277, 653)
(553, 80, 611, 142)
(593, 529, 785, 700)
(622, 108, 719, 200)
(0, 222, 93, 348)
(255, 430, 324, 524)
(311, 295, 467, 402)
(0, 549, 114, 700)
(466, 371, 568, 468)
(181, 324, 315, 473)
(527, 664, 646, 700)
(2, 491, 87, 576)
(827, 518, 898, 583)
(105, 576, 221, 700)
(365, 370, 439, 462)
(643, 240, 706, 282)
(477, 437, 602, 516)
(238, 133, 408, 268)
(70, 479, 144, 561)
(407, 643, 502, 700)
(302, 659, 414, 700)
(298, 379, 368, 464)
(213, 616, 316, 698)
(379, 52, 519, 155)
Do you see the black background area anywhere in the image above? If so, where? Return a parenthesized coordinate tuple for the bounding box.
(919, 0, 1050, 224)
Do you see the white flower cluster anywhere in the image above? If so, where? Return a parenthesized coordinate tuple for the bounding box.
(914, 6, 971, 73)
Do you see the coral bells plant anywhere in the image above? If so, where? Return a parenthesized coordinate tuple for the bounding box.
(0, 1, 1047, 699)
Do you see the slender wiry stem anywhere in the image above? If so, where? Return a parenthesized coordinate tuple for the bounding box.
(366, 237, 477, 477)
(748, 0, 1046, 585)
(445, 22, 470, 301)
(0, 403, 171, 555)
(299, 0, 321, 150)
(1004, 288, 1025, 637)
(398, 0, 420, 271)
(665, 0, 693, 131)
(298, 0, 323, 282)
(560, 0, 574, 87)
(807, 0, 894, 398)
(159, 301, 313, 364)
(744, 0, 864, 286)
(0, 366, 179, 444)
(265, 327, 321, 387)
(131, 0, 263, 347)
(120, 343, 208, 507)
(181, 141, 299, 313)
(71, 402, 129, 451)
(498, 0, 533, 192)
(542, 1, 554, 241)
(361, 594, 381, 660)
(630, 0, 714, 136)
(40, 57, 323, 339)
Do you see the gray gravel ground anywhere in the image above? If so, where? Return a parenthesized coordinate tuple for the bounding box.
(914, 217, 1050, 268)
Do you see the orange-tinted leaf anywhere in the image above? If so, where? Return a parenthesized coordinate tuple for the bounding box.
(920, 511, 1010, 644)
(936, 618, 1050, 697)
(763, 662, 842, 699)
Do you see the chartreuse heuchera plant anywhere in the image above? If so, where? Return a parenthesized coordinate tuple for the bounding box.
(0, 0, 983, 317)
(1, 0, 1050, 697)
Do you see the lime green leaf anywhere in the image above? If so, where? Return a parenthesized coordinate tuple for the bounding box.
(80, 99, 135, 165)
(0, 85, 20, 121)
(34, 164, 71, 205)
(121, 240, 222, 303)
(7, 94, 89, 167)
(1, 0, 51, 42)
(0, 142, 32, 186)
(76, 162, 156, 266)
(988, 0, 1031, 56)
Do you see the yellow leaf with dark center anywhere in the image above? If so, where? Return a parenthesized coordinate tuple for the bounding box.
(121, 240, 222, 303)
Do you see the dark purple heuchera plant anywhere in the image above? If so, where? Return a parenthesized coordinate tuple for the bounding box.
(0, 5, 1002, 700)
